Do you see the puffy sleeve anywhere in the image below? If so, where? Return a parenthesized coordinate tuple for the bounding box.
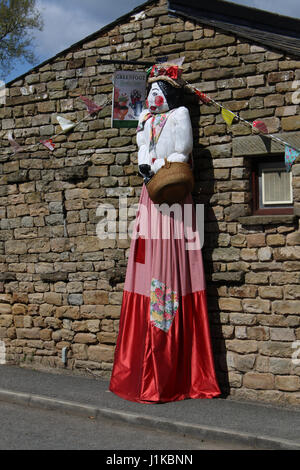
(136, 110, 151, 166)
(167, 106, 193, 163)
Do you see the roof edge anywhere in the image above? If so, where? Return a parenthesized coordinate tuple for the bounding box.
(168, 0, 300, 34)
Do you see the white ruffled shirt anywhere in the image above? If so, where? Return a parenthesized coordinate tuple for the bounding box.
(137, 106, 193, 174)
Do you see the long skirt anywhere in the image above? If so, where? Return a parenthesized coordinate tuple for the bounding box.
(109, 184, 221, 403)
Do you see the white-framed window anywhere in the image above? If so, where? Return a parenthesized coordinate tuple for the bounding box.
(260, 162, 293, 207)
(251, 156, 294, 215)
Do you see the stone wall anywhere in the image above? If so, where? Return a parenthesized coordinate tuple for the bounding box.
(0, 0, 299, 406)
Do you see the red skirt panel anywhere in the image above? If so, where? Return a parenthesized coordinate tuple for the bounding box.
(109, 289, 221, 403)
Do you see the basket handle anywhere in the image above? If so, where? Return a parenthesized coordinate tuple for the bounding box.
(164, 157, 171, 169)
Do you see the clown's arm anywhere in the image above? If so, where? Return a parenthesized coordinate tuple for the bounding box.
(167, 106, 193, 163)
(137, 110, 153, 181)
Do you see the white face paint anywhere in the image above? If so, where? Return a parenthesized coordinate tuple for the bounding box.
(146, 83, 169, 113)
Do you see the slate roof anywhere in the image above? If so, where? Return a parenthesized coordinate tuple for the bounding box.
(168, 0, 300, 57)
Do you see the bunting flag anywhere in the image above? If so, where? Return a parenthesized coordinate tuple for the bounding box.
(194, 89, 211, 104)
(7, 132, 22, 154)
(253, 120, 268, 134)
(40, 139, 55, 151)
(221, 108, 235, 126)
(56, 116, 76, 133)
(285, 145, 300, 172)
(79, 96, 103, 115)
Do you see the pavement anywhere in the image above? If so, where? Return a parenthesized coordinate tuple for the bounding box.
(0, 364, 299, 450)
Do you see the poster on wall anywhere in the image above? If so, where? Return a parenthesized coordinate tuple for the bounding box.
(112, 70, 147, 128)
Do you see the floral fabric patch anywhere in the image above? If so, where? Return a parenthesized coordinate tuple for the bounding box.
(150, 278, 179, 332)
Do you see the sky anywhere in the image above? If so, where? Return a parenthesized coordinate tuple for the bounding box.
(4, 0, 300, 83)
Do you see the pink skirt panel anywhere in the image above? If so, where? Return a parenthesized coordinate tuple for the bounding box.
(124, 185, 206, 297)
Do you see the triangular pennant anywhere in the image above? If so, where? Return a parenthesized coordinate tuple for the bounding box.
(221, 108, 235, 126)
(56, 116, 76, 133)
(41, 139, 55, 151)
(285, 145, 300, 172)
(253, 120, 268, 134)
(194, 88, 211, 104)
(79, 96, 102, 115)
(7, 132, 22, 154)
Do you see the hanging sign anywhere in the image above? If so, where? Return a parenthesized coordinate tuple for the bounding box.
(112, 70, 147, 128)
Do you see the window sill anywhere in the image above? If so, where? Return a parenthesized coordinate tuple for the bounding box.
(238, 214, 297, 225)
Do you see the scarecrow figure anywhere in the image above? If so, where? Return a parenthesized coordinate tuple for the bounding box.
(109, 63, 221, 403)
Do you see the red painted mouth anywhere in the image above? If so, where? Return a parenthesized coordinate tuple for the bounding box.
(150, 106, 157, 111)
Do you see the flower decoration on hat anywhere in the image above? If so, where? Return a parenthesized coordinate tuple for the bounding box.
(148, 62, 185, 88)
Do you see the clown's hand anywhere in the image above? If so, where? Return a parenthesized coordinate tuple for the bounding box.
(139, 164, 153, 183)
(151, 158, 166, 174)
(167, 152, 188, 164)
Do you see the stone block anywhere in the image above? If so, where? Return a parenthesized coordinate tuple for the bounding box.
(275, 376, 300, 391)
(242, 299, 270, 314)
(272, 301, 300, 315)
(233, 353, 256, 372)
(16, 328, 41, 339)
(74, 333, 97, 344)
(266, 234, 285, 246)
(28, 239, 50, 253)
(270, 328, 295, 341)
(0, 315, 13, 327)
(12, 304, 27, 315)
(282, 116, 300, 131)
(258, 287, 283, 299)
(5, 240, 27, 255)
(247, 326, 270, 341)
(68, 294, 83, 306)
(212, 247, 240, 262)
(286, 232, 300, 246)
(258, 247, 272, 262)
(219, 298, 242, 312)
(87, 345, 114, 362)
(83, 291, 109, 305)
(228, 286, 257, 298)
(226, 339, 258, 354)
(43, 292, 62, 306)
(40, 329, 52, 341)
(75, 236, 115, 253)
(269, 358, 291, 374)
(243, 372, 274, 390)
(230, 313, 256, 326)
(97, 332, 118, 344)
(259, 341, 292, 358)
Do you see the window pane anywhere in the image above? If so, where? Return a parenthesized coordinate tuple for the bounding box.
(262, 169, 292, 205)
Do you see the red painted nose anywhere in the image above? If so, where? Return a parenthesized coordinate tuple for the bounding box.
(155, 96, 164, 107)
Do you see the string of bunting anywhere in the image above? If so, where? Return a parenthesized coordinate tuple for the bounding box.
(185, 81, 300, 172)
(2, 95, 110, 157)
(2, 69, 300, 172)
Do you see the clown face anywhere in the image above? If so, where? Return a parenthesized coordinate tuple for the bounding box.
(146, 83, 169, 114)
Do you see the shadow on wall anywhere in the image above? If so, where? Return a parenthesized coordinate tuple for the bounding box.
(186, 90, 230, 398)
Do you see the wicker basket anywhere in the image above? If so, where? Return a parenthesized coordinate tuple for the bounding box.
(146, 158, 194, 205)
